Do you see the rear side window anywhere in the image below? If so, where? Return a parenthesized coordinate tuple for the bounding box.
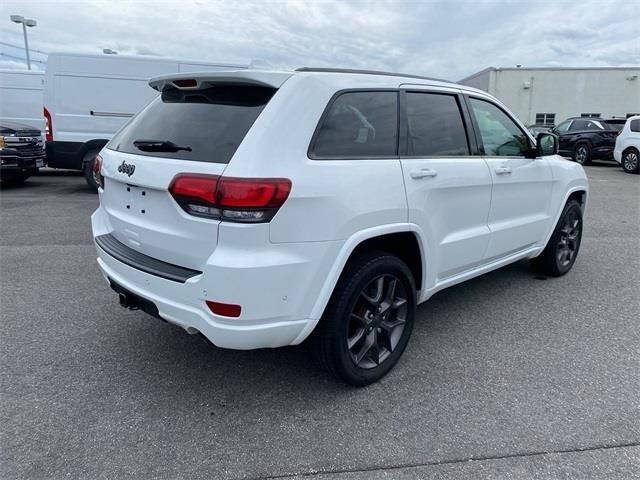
(631, 119, 640, 132)
(569, 119, 601, 131)
(405, 92, 469, 156)
(310, 91, 398, 159)
(107, 85, 275, 163)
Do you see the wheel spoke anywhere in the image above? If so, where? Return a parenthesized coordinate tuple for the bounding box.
(354, 329, 376, 365)
(362, 277, 385, 306)
(380, 317, 405, 332)
(385, 278, 397, 304)
(347, 327, 366, 349)
(351, 312, 369, 326)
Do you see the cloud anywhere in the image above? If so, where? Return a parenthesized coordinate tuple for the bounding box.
(0, 0, 637, 80)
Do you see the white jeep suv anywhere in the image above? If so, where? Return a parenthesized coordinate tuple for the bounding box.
(91, 68, 588, 386)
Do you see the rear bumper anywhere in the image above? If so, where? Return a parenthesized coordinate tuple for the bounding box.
(91, 206, 339, 350)
(613, 147, 622, 163)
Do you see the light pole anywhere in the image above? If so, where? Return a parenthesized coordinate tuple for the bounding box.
(10, 15, 37, 70)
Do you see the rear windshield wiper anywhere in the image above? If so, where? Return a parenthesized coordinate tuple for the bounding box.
(133, 140, 192, 152)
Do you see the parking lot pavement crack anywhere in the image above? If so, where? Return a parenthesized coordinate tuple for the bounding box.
(254, 442, 640, 479)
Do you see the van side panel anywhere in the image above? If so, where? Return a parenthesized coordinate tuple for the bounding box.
(44, 53, 247, 170)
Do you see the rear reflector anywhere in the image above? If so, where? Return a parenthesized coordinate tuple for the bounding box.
(169, 174, 291, 223)
(206, 300, 241, 318)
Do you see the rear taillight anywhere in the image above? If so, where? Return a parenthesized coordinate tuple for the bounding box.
(93, 154, 104, 189)
(43, 107, 53, 142)
(169, 174, 291, 223)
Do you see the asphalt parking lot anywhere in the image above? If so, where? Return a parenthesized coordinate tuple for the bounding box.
(1, 163, 639, 479)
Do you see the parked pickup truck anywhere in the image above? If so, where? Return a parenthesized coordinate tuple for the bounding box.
(0, 121, 45, 184)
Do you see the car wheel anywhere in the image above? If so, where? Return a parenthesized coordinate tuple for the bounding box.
(311, 251, 416, 386)
(82, 149, 101, 191)
(621, 148, 639, 174)
(573, 143, 591, 165)
(531, 200, 583, 277)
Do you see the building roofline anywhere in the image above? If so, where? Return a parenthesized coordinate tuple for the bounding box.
(459, 65, 640, 82)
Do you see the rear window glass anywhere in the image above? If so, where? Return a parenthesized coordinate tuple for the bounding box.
(310, 91, 398, 159)
(107, 85, 275, 163)
(405, 92, 469, 156)
(603, 120, 625, 132)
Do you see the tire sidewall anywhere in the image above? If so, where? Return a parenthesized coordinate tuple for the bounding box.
(573, 143, 590, 165)
(622, 149, 639, 174)
(83, 149, 101, 191)
(552, 201, 583, 275)
(328, 255, 416, 386)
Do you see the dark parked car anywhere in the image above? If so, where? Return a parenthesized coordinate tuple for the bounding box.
(528, 125, 553, 137)
(0, 121, 46, 184)
(552, 117, 625, 165)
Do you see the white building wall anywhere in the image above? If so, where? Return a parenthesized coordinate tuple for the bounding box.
(460, 68, 640, 126)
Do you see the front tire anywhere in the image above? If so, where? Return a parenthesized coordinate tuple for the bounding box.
(573, 143, 591, 165)
(82, 149, 101, 191)
(311, 252, 416, 387)
(621, 148, 639, 174)
(531, 200, 583, 277)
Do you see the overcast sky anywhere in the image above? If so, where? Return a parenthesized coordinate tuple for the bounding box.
(1, 0, 638, 80)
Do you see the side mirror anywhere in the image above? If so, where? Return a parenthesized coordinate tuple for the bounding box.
(536, 132, 559, 156)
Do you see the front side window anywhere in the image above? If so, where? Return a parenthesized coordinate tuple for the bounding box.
(311, 91, 398, 159)
(469, 98, 529, 156)
(405, 92, 469, 156)
(555, 120, 571, 133)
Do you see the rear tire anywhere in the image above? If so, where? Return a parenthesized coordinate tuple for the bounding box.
(573, 143, 591, 165)
(311, 251, 416, 387)
(531, 200, 583, 277)
(621, 148, 639, 174)
(83, 149, 100, 191)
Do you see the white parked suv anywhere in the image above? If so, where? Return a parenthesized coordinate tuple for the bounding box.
(614, 115, 640, 174)
(91, 68, 588, 386)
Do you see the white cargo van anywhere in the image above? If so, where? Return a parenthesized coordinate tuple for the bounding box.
(44, 52, 248, 188)
(0, 69, 45, 132)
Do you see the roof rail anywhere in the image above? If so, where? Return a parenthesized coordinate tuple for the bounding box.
(295, 67, 449, 83)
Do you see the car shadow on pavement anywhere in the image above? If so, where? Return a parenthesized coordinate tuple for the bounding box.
(101, 258, 541, 403)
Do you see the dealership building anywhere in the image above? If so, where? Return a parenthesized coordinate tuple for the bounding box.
(459, 67, 640, 127)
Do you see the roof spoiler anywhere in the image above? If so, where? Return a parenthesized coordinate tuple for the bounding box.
(149, 70, 292, 91)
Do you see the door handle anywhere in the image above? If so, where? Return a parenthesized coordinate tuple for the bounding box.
(495, 166, 512, 175)
(410, 168, 438, 179)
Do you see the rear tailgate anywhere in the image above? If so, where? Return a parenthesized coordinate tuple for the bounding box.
(98, 78, 281, 271)
(100, 149, 226, 271)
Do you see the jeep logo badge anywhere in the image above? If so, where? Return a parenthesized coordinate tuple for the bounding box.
(117, 160, 136, 177)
